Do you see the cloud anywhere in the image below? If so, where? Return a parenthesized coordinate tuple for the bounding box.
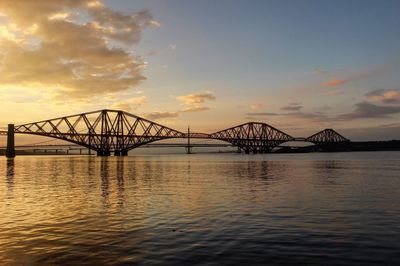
(320, 67, 389, 88)
(144, 104, 210, 121)
(143, 92, 214, 121)
(145, 111, 179, 120)
(321, 78, 346, 87)
(176, 92, 216, 105)
(281, 102, 302, 111)
(247, 111, 327, 122)
(111, 95, 146, 112)
(365, 89, 400, 104)
(337, 102, 400, 120)
(181, 106, 210, 113)
(250, 103, 266, 110)
(0, 0, 158, 100)
(249, 101, 400, 123)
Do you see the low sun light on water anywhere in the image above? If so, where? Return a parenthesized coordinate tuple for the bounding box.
(1, 153, 400, 265)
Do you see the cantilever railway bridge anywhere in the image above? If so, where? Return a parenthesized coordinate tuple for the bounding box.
(1, 109, 350, 157)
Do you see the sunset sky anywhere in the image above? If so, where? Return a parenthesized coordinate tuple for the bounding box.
(1, 0, 400, 140)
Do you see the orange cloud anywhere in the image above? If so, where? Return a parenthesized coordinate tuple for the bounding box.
(176, 92, 216, 105)
(145, 111, 179, 120)
(181, 106, 210, 113)
(320, 66, 390, 88)
(321, 78, 346, 87)
(366, 89, 400, 104)
(0, 0, 159, 101)
(144, 93, 213, 121)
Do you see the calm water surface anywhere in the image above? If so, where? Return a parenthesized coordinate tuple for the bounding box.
(1, 152, 400, 265)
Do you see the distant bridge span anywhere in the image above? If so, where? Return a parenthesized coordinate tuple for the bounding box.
(2, 109, 349, 157)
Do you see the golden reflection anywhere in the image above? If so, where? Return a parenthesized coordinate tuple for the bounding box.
(6, 158, 14, 192)
(116, 158, 125, 209)
(100, 158, 110, 208)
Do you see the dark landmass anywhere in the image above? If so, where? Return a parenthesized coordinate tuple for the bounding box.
(349, 140, 400, 151)
(275, 140, 400, 153)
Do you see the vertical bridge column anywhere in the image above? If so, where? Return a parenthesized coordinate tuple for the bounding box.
(6, 124, 15, 158)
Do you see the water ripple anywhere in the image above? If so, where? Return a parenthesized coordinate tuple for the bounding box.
(1, 152, 400, 265)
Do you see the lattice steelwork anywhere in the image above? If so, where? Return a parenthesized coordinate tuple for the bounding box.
(306, 129, 349, 144)
(14, 109, 184, 155)
(210, 122, 295, 153)
(2, 110, 352, 156)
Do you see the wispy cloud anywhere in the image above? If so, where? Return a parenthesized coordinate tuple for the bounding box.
(247, 111, 327, 122)
(145, 106, 209, 120)
(144, 91, 214, 121)
(281, 102, 302, 111)
(365, 89, 400, 104)
(337, 102, 400, 120)
(249, 100, 400, 123)
(181, 106, 210, 113)
(145, 111, 180, 120)
(321, 78, 346, 87)
(176, 92, 216, 105)
(320, 67, 389, 88)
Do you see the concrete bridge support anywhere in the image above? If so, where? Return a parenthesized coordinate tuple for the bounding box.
(6, 124, 15, 158)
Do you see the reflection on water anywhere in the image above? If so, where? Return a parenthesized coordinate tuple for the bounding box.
(6, 159, 14, 194)
(1, 152, 400, 265)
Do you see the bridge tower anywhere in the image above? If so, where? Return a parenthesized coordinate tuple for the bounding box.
(210, 122, 294, 153)
(6, 124, 15, 158)
(306, 128, 350, 152)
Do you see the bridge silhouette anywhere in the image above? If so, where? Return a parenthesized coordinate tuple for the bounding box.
(2, 109, 350, 157)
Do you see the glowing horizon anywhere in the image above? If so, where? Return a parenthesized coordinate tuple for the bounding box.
(1, 0, 400, 140)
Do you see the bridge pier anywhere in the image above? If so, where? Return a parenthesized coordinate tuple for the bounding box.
(97, 150, 111, 156)
(6, 124, 15, 158)
(114, 150, 128, 156)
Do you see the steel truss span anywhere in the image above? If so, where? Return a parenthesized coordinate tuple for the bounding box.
(7, 109, 350, 156)
(14, 110, 184, 156)
(210, 122, 295, 153)
(305, 129, 349, 144)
